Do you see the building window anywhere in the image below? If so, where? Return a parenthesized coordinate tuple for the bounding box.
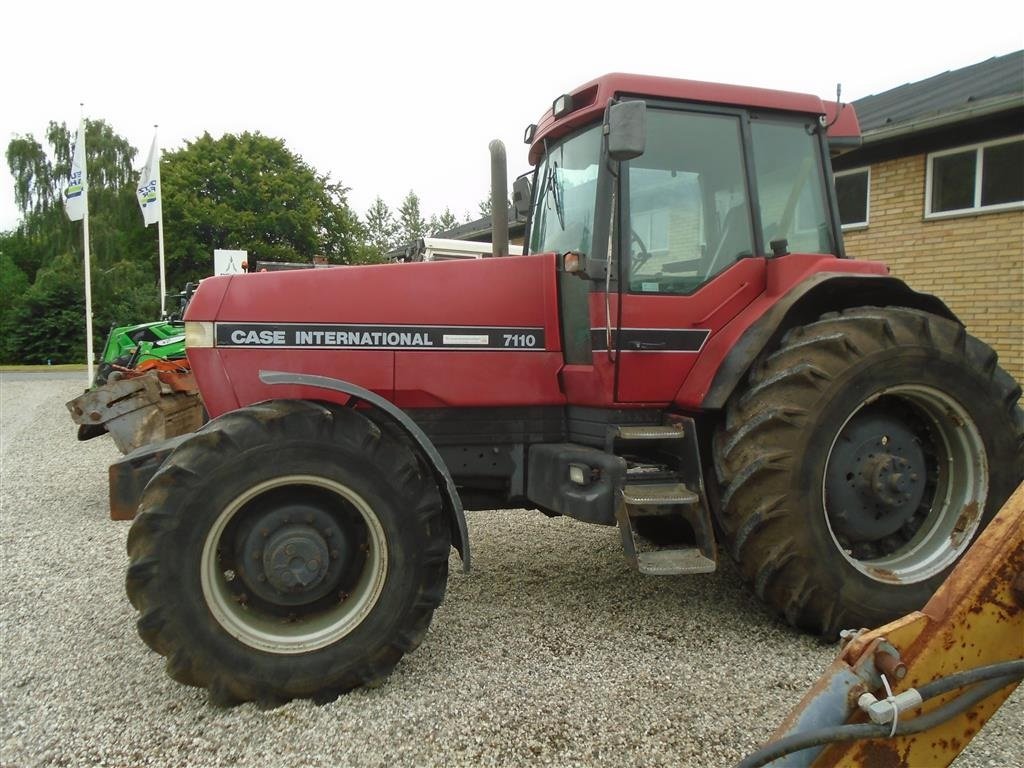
(926, 136, 1024, 218)
(835, 168, 870, 229)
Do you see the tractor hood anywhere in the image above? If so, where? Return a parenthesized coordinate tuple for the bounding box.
(185, 255, 558, 330)
(183, 255, 567, 416)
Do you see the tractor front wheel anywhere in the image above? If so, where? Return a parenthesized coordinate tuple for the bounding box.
(126, 399, 450, 705)
(714, 307, 1023, 635)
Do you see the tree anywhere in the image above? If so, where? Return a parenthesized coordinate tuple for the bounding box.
(428, 207, 459, 236)
(363, 197, 399, 257)
(6, 120, 145, 280)
(397, 190, 426, 245)
(3, 252, 88, 364)
(161, 132, 363, 285)
(0, 251, 30, 362)
(478, 193, 510, 220)
(6, 135, 58, 231)
(4, 119, 156, 363)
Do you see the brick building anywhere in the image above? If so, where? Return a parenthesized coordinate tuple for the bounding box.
(833, 51, 1023, 383)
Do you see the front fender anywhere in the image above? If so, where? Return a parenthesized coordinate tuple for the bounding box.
(259, 370, 470, 572)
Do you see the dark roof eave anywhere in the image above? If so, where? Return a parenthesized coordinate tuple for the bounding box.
(861, 93, 1024, 145)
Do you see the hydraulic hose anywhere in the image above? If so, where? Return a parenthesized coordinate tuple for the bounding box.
(736, 660, 1024, 768)
(915, 659, 1024, 699)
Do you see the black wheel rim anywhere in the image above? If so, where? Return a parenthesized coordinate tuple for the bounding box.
(823, 385, 987, 584)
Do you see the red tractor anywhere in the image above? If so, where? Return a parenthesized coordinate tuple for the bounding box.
(118, 73, 1024, 705)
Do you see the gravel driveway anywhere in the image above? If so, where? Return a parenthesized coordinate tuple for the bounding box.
(1, 373, 1021, 767)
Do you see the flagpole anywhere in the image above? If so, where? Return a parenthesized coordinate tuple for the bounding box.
(81, 106, 95, 386)
(155, 125, 166, 317)
(158, 215, 166, 317)
(84, 188, 94, 385)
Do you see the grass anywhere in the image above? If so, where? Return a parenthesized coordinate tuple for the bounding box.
(0, 364, 88, 372)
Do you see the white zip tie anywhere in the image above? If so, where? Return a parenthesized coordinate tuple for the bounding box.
(880, 673, 899, 738)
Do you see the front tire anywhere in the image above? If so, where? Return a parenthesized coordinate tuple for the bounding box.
(126, 399, 450, 704)
(714, 307, 1023, 635)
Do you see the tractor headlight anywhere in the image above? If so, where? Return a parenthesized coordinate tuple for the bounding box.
(568, 463, 588, 485)
(185, 321, 215, 348)
(552, 94, 573, 118)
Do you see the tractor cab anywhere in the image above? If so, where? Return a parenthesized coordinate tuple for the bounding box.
(519, 73, 855, 404)
(523, 73, 851, 272)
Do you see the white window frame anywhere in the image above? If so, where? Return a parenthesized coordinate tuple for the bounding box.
(834, 167, 870, 230)
(925, 135, 1024, 219)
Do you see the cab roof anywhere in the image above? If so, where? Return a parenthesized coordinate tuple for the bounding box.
(528, 72, 860, 164)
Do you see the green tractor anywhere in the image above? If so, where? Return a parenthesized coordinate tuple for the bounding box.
(67, 284, 205, 454)
(93, 319, 187, 387)
(93, 283, 199, 386)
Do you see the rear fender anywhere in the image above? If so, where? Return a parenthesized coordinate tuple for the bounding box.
(701, 274, 959, 410)
(259, 370, 470, 572)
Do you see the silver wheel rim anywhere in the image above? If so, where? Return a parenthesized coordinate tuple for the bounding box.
(200, 475, 388, 654)
(823, 385, 988, 584)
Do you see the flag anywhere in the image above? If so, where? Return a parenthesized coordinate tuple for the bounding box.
(64, 119, 87, 222)
(137, 134, 161, 226)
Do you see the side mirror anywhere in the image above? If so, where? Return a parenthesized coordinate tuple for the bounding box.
(607, 100, 646, 161)
(512, 174, 532, 220)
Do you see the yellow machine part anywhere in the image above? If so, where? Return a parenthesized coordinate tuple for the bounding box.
(787, 482, 1024, 767)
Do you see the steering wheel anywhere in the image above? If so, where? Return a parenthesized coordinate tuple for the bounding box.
(629, 229, 652, 277)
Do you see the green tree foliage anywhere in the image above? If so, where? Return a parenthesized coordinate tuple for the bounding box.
(3, 119, 157, 363)
(3, 252, 87, 363)
(478, 194, 510, 220)
(428, 207, 459, 236)
(161, 132, 365, 285)
(397, 190, 426, 245)
(363, 196, 399, 258)
(0, 251, 30, 362)
(3, 120, 378, 364)
(6, 136, 58, 229)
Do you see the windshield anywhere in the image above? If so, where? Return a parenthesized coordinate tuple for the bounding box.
(528, 125, 602, 255)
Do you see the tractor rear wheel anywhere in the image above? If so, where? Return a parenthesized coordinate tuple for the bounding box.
(126, 399, 450, 705)
(713, 307, 1023, 636)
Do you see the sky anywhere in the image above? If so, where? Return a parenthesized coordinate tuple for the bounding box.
(1, 0, 1022, 233)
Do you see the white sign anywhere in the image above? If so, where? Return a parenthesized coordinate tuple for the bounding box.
(214, 249, 247, 276)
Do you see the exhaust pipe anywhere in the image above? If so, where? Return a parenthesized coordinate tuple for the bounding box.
(489, 140, 508, 257)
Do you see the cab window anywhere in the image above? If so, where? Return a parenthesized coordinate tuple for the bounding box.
(750, 119, 835, 255)
(627, 109, 753, 295)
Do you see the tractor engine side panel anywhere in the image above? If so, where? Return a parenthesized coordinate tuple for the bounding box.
(185, 254, 567, 417)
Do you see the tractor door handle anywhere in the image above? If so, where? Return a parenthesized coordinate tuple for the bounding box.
(628, 340, 667, 350)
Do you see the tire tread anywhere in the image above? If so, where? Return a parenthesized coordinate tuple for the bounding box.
(125, 399, 450, 705)
(714, 307, 1024, 635)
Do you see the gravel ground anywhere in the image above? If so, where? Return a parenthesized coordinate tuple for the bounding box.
(1, 373, 1021, 768)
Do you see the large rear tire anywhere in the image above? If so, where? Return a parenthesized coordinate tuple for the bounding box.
(126, 399, 450, 705)
(713, 307, 1023, 636)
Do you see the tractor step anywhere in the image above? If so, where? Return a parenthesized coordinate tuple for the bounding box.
(637, 548, 717, 575)
(606, 415, 718, 577)
(622, 482, 698, 508)
(616, 478, 718, 576)
(624, 463, 676, 482)
(614, 424, 686, 441)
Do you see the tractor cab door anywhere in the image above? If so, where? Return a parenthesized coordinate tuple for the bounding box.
(613, 105, 836, 403)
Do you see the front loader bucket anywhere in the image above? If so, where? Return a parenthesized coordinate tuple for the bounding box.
(66, 370, 205, 455)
